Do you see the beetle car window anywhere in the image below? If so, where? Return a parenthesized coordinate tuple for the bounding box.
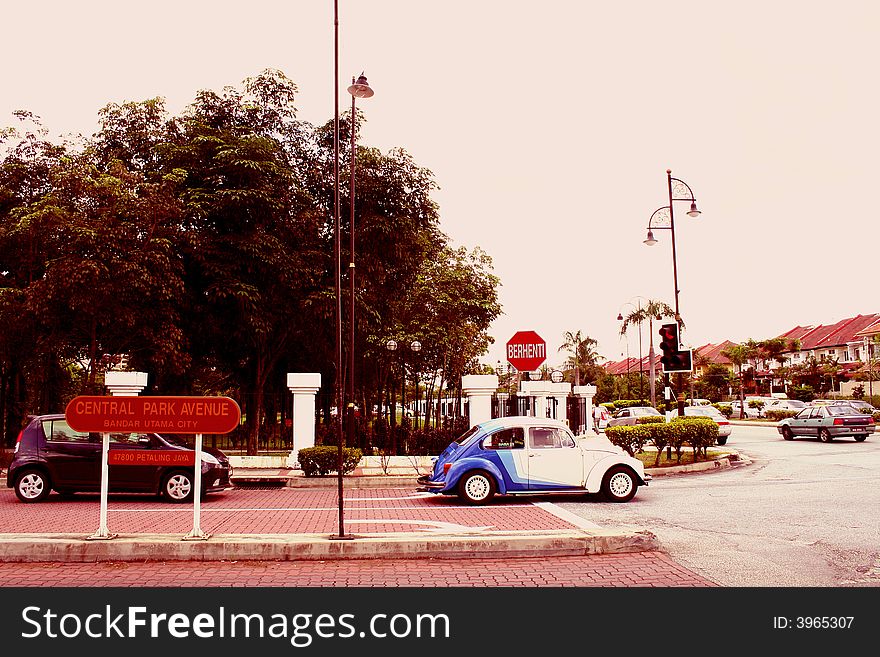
(483, 427, 525, 450)
(529, 427, 575, 449)
(41, 419, 90, 443)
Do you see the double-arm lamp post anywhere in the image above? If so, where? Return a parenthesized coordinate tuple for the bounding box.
(643, 169, 701, 416)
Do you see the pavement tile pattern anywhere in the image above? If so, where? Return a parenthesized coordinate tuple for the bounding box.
(0, 552, 717, 587)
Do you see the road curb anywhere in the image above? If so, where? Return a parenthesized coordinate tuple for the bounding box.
(0, 528, 660, 563)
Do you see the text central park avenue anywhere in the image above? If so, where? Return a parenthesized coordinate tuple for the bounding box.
(73, 400, 231, 417)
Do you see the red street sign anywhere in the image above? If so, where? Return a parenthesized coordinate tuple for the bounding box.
(65, 396, 241, 434)
(109, 450, 195, 466)
(506, 330, 547, 372)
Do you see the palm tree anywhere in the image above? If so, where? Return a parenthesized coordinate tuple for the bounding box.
(721, 344, 750, 418)
(619, 300, 677, 406)
(558, 330, 600, 386)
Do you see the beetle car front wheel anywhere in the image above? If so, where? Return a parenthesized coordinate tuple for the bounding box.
(457, 471, 496, 505)
(601, 466, 638, 503)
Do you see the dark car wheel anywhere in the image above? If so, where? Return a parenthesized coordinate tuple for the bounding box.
(716, 437, 728, 446)
(854, 435, 868, 442)
(161, 471, 194, 503)
(819, 428, 833, 443)
(457, 471, 496, 505)
(14, 469, 52, 503)
(601, 466, 638, 503)
(782, 426, 794, 441)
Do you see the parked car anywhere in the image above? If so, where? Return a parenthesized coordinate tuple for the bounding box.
(832, 400, 877, 415)
(764, 398, 807, 413)
(675, 406, 733, 445)
(417, 416, 650, 504)
(606, 406, 663, 428)
(8, 414, 232, 503)
(593, 406, 611, 432)
(730, 397, 775, 418)
(776, 405, 875, 442)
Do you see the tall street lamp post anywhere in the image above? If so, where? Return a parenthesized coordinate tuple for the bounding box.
(345, 72, 373, 500)
(644, 169, 701, 416)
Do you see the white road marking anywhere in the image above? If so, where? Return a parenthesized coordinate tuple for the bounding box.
(109, 505, 501, 513)
(533, 501, 601, 529)
(345, 519, 494, 533)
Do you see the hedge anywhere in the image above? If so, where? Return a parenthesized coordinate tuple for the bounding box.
(298, 446, 363, 477)
(764, 409, 797, 421)
(605, 417, 719, 465)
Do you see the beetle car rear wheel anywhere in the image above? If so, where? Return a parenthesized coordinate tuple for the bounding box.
(601, 466, 638, 503)
(161, 471, 194, 503)
(14, 469, 51, 503)
(457, 471, 496, 505)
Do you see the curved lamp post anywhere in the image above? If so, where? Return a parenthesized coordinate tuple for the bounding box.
(644, 169, 701, 415)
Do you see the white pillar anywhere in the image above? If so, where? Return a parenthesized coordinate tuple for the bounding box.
(287, 373, 321, 468)
(548, 382, 571, 423)
(573, 385, 598, 434)
(461, 374, 498, 427)
(104, 371, 148, 396)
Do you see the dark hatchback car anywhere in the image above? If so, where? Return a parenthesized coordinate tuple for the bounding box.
(8, 414, 232, 503)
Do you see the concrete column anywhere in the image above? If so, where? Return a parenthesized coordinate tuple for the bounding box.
(104, 371, 148, 396)
(287, 373, 321, 468)
(548, 382, 571, 423)
(461, 374, 498, 427)
(573, 385, 598, 434)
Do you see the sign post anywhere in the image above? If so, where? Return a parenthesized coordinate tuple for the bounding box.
(506, 330, 547, 372)
(66, 395, 241, 542)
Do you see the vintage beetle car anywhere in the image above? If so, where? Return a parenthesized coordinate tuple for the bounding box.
(417, 416, 649, 504)
(777, 404, 875, 442)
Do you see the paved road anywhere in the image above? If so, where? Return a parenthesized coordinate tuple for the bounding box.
(559, 423, 880, 586)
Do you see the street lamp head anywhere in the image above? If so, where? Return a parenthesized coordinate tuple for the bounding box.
(643, 230, 658, 246)
(686, 201, 701, 218)
(410, 340, 422, 353)
(348, 73, 374, 99)
(385, 339, 398, 352)
(551, 370, 563, 383)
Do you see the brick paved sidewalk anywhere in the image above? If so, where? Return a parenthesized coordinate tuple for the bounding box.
(0, 551, 717, 587)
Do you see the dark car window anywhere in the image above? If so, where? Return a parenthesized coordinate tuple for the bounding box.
(794, 409, 811, 419)
(483, 427, 525, 450)
(41, 419, 90, 443)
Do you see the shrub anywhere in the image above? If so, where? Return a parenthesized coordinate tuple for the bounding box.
(668, 416, 718, 460)
(636, 415, 665, 425)
(765, 409, 797, 421)
(714, 403, 733, 418)
(298, 446, 363, 477)
(604, 424, 651, 457)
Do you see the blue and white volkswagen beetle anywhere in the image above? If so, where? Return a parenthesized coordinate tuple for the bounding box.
(417, 416, 649, 504)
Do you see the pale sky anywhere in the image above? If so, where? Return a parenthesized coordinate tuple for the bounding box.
(3, 1, 878, 373)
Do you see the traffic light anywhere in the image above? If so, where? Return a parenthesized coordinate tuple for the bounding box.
(659, 323, 693, 373)
(659, 323, 679, 356)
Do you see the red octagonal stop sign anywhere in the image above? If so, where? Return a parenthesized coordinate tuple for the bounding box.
(506, 330, 547, 372)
